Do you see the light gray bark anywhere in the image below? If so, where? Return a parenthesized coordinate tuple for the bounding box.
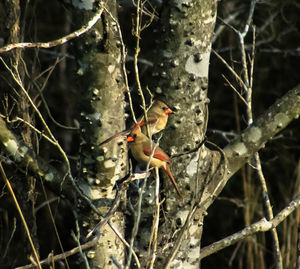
(142, 1, 218, 268)
(73, 2, 127, 267)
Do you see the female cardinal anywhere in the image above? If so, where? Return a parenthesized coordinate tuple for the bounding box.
(99, 100, 173, 146)
(126, 127, 181, 197)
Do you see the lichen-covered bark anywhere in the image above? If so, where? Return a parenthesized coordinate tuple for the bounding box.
(197, 85, 300, 211)
(142, 0, 218, 268)
(221, 85, 300, 188)
(73, 2, 127, 267)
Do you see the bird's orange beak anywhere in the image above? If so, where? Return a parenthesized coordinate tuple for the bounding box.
(165, 108, 173, 114)
(127, 136, 134, 142)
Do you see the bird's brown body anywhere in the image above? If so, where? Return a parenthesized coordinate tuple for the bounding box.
(139, 100, 172, 136)
(127, 127, 181, 197)
(99, 100, 173, 146)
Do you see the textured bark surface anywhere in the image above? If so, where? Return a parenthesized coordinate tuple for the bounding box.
(141, 1, 218, 268)
(222, 85, 300, 185)
(73, 2, 127, 267)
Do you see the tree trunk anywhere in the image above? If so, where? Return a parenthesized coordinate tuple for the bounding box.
(73, 1, 127, 267)
(141, 0, 218, 268)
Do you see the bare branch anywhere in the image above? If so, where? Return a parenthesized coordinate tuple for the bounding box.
(200, 194, 300, 259)
(0, 163, 42, 269)
(201, 84, 300, 214)
(0, 117, 100, 216)
(15, 237, 98, 269)
(0, 6, 104, 53)
(213, 11, 241, 43)
(212, 49, 248, 93)
(147, 167, 161, 269)
(108, 221, 141, 269)
(221, 74, 249, 108)
(224, 84, 300, 180)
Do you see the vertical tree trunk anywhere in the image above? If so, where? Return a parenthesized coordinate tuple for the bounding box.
(145, 0, 218, 268)
(73, 2, 127, 267)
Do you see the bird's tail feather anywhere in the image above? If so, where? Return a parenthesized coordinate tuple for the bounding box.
(99, 129, 131, 146)
(165, 165, 182, 198)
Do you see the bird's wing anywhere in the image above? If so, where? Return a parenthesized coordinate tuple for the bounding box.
(140, 117, 157, 126)
(142, 143, 170, 162)
(130, 116, 158, 129)
(138, 116, 158, 127)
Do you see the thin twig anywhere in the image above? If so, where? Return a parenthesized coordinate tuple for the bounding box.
(254, 153, 282, 269)
(125, 2, 157, 266)
(103, 5, 137, 124)
(40, 180, 70, 269)
(71, 220, 90, 269)
(9, 116, 55, 144)
(213, 11, 241, 43)
(108, 221, 141, 269)
(0, 162, 42, 269)
(221, 74, 249, 108)
(164, 142, 227, 268)
(134, 0, 149, 133)
(212, 49, 248, 93)
(0, 57, 71, 176)
(241, 0, 257, 37)
(200, 195, 300, 259)
(147, 167, 161, 269)
(15, 237, 98, 269)
(125, 134, 162, 269)
(87, 171, 150, 238)
(33, 57, 78, 130)
(0, 6, 104, 53)
(3, 217, 17, 258)
(0, 57, 94, 218)
(238, 10, 283, 267)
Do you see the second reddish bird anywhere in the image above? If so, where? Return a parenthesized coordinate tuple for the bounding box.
(127, 127, 181, 197)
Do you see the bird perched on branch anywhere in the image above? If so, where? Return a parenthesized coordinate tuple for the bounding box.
(99, 100, 173, 146)
(126, 127, 181, 197)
